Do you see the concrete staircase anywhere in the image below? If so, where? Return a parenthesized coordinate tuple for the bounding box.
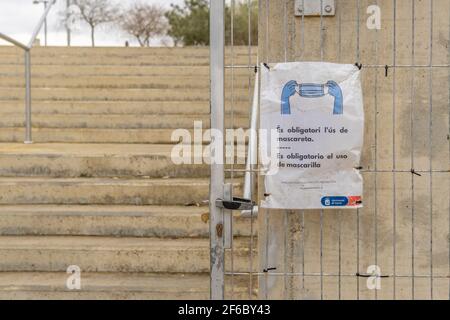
(0, 46, 257, 300)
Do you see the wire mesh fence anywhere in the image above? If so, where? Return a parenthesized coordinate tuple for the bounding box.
(216, 0, 450, 300)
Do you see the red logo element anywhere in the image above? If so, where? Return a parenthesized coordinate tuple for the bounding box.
(348, 196, 362, 206)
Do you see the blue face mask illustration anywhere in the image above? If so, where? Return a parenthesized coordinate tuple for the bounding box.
(281, 80, 343, 115)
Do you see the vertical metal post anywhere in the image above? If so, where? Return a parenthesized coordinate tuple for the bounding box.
(428, 0, 434, 300)
(24, 50, 33, 144)
(210, 0, 225, 300)
(44, 1, 48, 46)
(224, 184, 233, 249)
(67, 0, 71, 46)
(448, 0, 450, 301)
(356, 0, 361, 300)
(411, 0, 416, 300)
(392, 0, 398, 300)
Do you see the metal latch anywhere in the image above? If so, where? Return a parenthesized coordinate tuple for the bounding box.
(216, 197, 255, 211)
(295, 0, 336, 17)
(217, 184, 256, 249)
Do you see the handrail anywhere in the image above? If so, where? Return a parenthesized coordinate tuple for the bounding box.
(0, 32, 28, 50)
(0, 0, 57, 143)
(242, 68, 259, 217)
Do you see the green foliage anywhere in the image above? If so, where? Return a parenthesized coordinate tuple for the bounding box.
(166, 0, 210, 46)
(166, 0, 258, 46)
(226, 0, 258, 46)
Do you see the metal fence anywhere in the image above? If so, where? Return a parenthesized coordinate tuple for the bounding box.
(211, 0, 450, 300)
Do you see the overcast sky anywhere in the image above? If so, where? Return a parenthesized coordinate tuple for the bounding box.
(0, 0, 184, 47)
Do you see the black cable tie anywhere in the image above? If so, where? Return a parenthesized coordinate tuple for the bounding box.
(411, 169, 422, 177)
(355, 166, 363, 170)
(385, 65, 389, 77)
(254, 65, 258, 73)
(355, 62, 363, 70)
(356, 273, 389, 278)
(263, 63, 270, 70)
(263, 267, 277, 273)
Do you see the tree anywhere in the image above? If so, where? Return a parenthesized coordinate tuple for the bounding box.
(119, 3, 168, 47)
(166, 0, 258, 46)
(227, 0, 259, 46)
(70, 0, 118, 47)
(166, 0, 209, 46)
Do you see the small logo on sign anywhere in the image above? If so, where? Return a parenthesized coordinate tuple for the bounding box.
(321, 196, 362, 207)
(321, 196, 348, 207)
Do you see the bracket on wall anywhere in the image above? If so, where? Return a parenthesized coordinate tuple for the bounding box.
(295, 0, 336, 17)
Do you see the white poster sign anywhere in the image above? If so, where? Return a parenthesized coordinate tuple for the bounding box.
(260, 62, 364, 210)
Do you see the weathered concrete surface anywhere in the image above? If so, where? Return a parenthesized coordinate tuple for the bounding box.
(0, 46, 257, 299)
(0, 272, 256, 300)
(0, 143, 208, 178)
(0, 114, 249, 129)
(258, 0, 449, 300)
(0, 100, 249, 115)
(0, 177, 236, 205)
(0, 87, 250, 102)
(0, 205, 254, 238)
(0, 75, 252, 89)
(0, 45, 256, 66)
(0, 127, 188, 144)
(0, 236, 255, 273)
(0, 46, 256, 144)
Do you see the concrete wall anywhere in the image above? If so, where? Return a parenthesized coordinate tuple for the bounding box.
(257, 0, 449, 299)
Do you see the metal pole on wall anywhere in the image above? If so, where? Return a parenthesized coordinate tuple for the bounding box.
(24, 50, 32, 144)
(209, 0, 225, 300)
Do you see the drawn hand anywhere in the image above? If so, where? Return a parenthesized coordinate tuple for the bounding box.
(281, 80, 298, 115)
(327, 81, 343, 115)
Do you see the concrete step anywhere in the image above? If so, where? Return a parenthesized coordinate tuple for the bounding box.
(0, 272, 256, 300)
(0, 205, 255, 238)
(0, 45, 256, 57)
(0, 114, 249, 129)
(0, 65, 253, 77)
(0, 236, 256, 273)
(0, 45, 258, 57)
(0, 54, 256, 66)
(0, 143, 210, 178)
(0, 87, 249, 102)
(0, 74, 254, 89)
(0, 177, 233, 205)
(0, 100, 251, 115)
(0, 127, 192, 144)
(0, 127, 250, 144)
(0, 127, 255, 144)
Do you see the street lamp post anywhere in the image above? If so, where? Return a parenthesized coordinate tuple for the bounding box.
(66, 0, 71, 46)
(33, 0, 49, 46)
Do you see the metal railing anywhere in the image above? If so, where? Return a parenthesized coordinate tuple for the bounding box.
(242, 68, 259, 218)
(0, 0, 57, 144)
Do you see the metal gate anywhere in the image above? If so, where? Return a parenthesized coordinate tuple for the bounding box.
(210, 0, 450, 300)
